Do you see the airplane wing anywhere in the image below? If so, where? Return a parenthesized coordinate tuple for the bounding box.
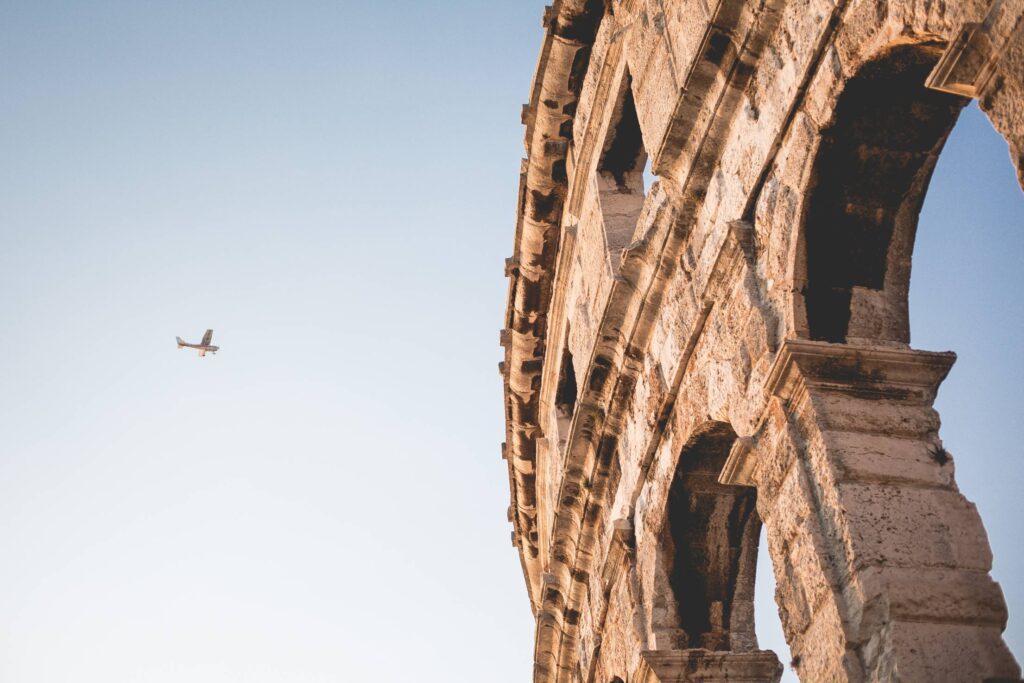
(201, 329, 213, 346)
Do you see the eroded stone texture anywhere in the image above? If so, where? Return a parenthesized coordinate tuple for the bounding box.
(501, 1, 1024, 681)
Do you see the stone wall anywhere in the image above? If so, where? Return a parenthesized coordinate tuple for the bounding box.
(500, 1, 1024, 681)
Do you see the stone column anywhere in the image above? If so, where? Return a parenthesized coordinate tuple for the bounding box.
(749, 339, 1019, 682)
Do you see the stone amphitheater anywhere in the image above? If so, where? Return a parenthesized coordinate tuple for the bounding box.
(500, 0, 1024, 680)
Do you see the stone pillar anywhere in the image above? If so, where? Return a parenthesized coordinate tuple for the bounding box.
(751, 339, 1019, 682)
(635, 650, 783, 683)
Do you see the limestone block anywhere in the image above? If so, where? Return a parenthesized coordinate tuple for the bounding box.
(806, 394, 941, 437)
(787, 603, 863, 683)
(836, 483, 994, 572)
(977, 1, 1024, 188)
(762, 467, 843, 633)
(635, 649, 783, 683)
(574, 19, 616, 151)
(882, 620, 1021, 681)
(819, 430, 955, 488)
(848, 565, 1010, 629)
(627, 15, 678, 156)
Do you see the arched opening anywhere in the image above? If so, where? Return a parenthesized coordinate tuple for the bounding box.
(660, 423, 763, 652)
(787, 39, 1024, 678)
(908, 100, 1024, 665)
(554, 330, 578, 454)
(799, 43, 969, 343)
(754, 527, 796, 682)
(597, 71, 650, 269)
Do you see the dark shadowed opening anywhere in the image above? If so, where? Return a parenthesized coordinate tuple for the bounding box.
(802, 43, 968, 343)
(664, 423, 761, 651)
(599, 77, 646, 188)
(555, 334, 578, 452)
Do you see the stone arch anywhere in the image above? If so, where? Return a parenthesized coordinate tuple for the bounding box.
(793, 42, 969, 344)
(760, 28, 1023, 675)
(652, 421, 763, 654)
(779, 0, 1024, 342)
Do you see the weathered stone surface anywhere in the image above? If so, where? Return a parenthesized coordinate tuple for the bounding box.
(502, 1, 1024, 681)
(636, 649, 783, 683)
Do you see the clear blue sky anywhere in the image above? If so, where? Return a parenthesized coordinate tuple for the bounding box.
(0, 3, 1020, 681)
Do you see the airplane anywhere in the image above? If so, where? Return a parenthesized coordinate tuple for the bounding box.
(176, 329, 219, 357)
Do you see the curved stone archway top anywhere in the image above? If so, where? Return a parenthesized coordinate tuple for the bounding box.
(500, 0, 1024, 681)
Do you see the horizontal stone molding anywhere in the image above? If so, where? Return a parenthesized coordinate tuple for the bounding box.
(767, 339, 956, 406)
(635, 649, 783, 683)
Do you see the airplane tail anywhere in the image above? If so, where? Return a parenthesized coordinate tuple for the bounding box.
(176, 336, 185, 347)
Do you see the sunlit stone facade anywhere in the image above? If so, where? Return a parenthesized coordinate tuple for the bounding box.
(501, 0, 1024, 680)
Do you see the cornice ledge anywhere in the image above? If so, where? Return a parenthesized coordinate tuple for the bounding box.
(926, 0, 1022, 98)
(635, 648, 783, 683)
(766, 339, 956, 405)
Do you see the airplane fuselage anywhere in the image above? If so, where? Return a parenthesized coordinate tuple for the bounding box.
(179, 343, 218, 353)
(176, 332, 218, 356)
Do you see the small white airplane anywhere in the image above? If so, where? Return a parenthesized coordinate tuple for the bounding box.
(176, 329, 219, 357)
